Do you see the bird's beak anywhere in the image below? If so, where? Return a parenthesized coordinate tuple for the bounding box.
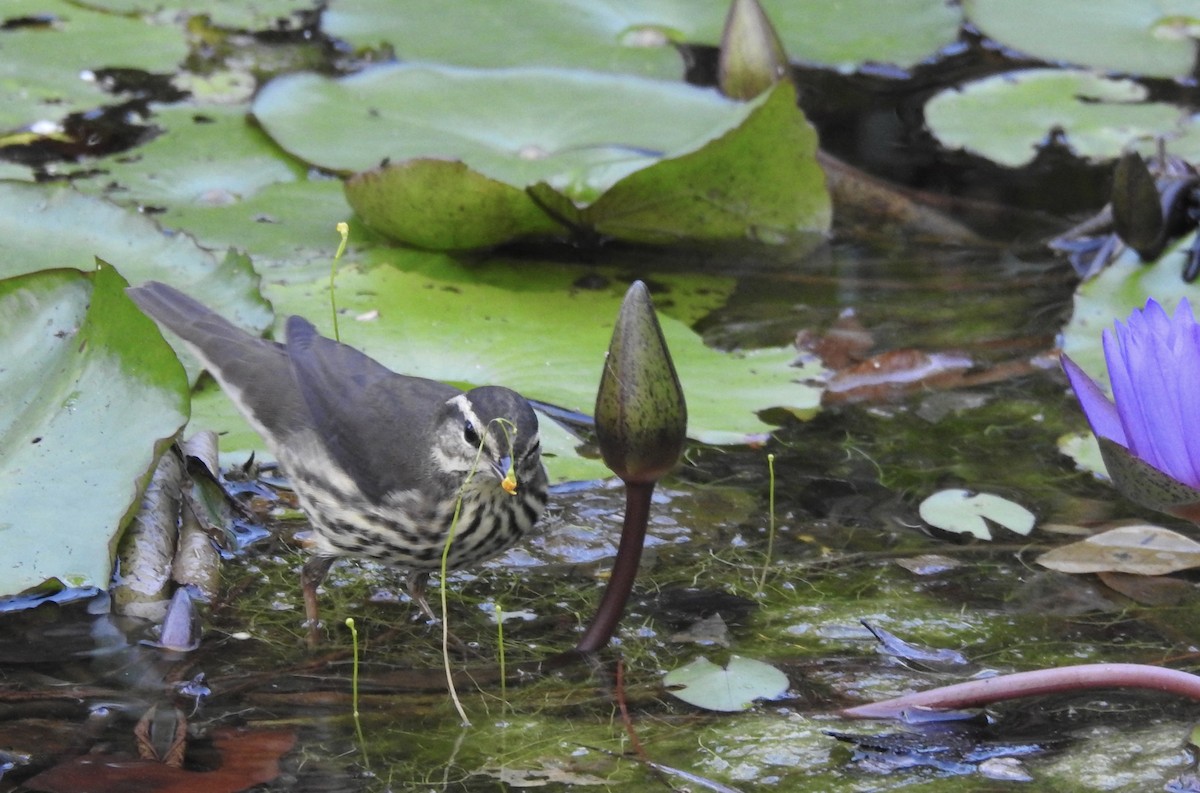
(495, 455, 518, 495)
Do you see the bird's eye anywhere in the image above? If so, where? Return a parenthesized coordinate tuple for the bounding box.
(463, 421, 481, 447)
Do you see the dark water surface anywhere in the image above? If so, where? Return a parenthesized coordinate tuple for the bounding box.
(5, 239, 1198, 792)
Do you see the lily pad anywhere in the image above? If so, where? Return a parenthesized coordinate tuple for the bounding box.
(322, 0, 960, 76)
(918, 489, 1036, 540)
(1038, 525, 1200, 575)
(0, 264, 189, 597)
(1059, 232, 1200, 392)
(0, 0, 188, 131)
(965, 0, 1200, 79)
(924, 69, 1183, 168)
(0, 182, 273, 367)
(254, 65, 828, 249)
(75, 105, 304, 209)
(74, 0, 316, 31)
(663, 655, 789, 711)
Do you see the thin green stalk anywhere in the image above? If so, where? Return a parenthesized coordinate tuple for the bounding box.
(329, 221, 349, 342)
(344, 617, 369, 770)
(496, 603, 507, 713)
(756, 453, 776, 595)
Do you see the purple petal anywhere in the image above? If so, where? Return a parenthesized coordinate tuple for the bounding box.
(1061, 353, 1125, 446)
(1106, 300, 1200, 488)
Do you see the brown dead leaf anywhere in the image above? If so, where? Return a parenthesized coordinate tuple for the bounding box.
(1037, 525, 1200, 576)
(1097, 571, 1195, 606)
(824, 349, 973, 405)
(25, 727, 296, 793)
(795, 308, 874, 370)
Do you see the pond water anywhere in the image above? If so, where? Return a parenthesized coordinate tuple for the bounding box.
(5, 237, 1198, 793)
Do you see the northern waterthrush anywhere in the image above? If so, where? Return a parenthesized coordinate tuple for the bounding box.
(128, 282, 548, 636)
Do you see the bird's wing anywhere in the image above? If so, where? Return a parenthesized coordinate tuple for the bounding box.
(284, 316, 461, 501)
(127, 282, 307, 448)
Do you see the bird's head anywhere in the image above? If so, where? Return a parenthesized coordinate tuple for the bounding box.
(430, 386, 543, 493)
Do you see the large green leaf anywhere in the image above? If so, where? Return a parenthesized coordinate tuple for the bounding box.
(965, 0, 1200, 79)
(0, 0, 188, 130)
(322, 0, 959, 75)
(73, 0, 316, 30)
(253, 64, 763, 193)
(254, 66, 828, 249)
(924, 69, 1183, 168)
(582, 81, 829, 245)
(0, 182, 273, 355)
(74, 105, 304, 209)
(0, 264, 189, 596)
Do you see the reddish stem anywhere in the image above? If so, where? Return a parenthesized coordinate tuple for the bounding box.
(574, 481, 655, 654)
(840, 663, 1200, 720)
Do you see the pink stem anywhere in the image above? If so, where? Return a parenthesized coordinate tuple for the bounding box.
(841, 663, 1200, 720)
(574, 481, 654, 654)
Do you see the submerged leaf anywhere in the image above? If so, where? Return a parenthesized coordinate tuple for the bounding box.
(664, 655, 789, 711)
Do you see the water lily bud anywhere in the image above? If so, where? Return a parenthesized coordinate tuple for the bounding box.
(1062, 298, 1200, 520)
(1110, 151, 1165, 260)
(718, 0, 790, 100)
(595, 281, 687, 484)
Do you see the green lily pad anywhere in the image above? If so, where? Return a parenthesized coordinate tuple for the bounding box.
(75, 104, 304, 209)
(924, 69, 1183, 168)
(0, 0, 188, 131)
(0, 182, 273, 368)
(918, 489, 1036, 540)
(254, 65, 828, 249)
(581, 80, 829, 245)
(162, 180, 378, 281)
(664, 655, 789, 711)
(74, 0, 316, 30)
(965, 0, 1200, 79)
(1059, 231, 1200, 391)
(345, 159, 567, 251)
(0, 264, 189, 597)
(322, 0, 960, 76)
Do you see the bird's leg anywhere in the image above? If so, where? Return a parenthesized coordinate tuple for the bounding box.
(406, 570, 438, 623)
(407, 570, 476, 657)
(301, 555, 336, 648)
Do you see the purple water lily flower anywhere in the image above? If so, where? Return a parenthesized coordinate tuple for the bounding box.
(1062, 298, 1200, 515)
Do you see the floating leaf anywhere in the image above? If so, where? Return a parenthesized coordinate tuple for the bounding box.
(1038, 525, 1200, 575)
(322, 0, 960, 76)
(664, 655, 789, 712)
(0, 0, 187, 130)
(255, 65, 828, 249)
(0, 265, 189, 598)
(0, 183, 273, 364)
(965, 0, 1200, 79)
(918, 489, 1035, 540)
(924, 69, 1182, 168)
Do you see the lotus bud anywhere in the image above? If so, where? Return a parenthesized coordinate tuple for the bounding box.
(718, 0, 790, 100)
(594, 281, 687, 484)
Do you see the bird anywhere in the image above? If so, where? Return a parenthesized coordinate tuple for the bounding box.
(127, 281, 548, 643)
